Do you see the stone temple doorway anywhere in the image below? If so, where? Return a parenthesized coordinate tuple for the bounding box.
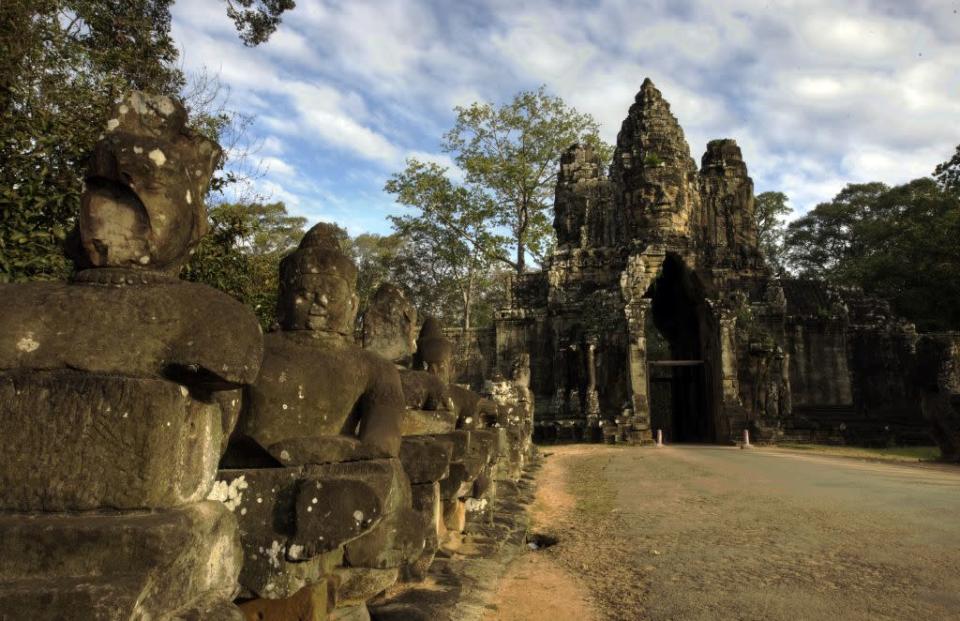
(644, 254, 715, 443)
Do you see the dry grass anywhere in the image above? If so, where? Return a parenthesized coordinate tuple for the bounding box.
(773, 443, 941, 462)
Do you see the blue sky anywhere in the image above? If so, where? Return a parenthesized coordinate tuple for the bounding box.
(171, 0, 960, 235)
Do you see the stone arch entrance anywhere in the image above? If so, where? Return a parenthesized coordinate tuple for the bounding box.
(644, 254, 716, 442)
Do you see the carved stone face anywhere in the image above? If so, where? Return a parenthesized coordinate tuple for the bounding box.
(78, 92, 221, 272)
(282, 272, 358, 336)
(637, 166, 681, 212)
(361, 284, 418, 363)
(277, 223, 360, 338)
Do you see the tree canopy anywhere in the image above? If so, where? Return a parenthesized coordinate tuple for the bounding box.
(754, 191, 792, 274)
(442, 86, 611, 273)
(0, 0, 293, 283)
(385, 160, 509, 329)
(782, 167, 960, 331)
(181, 201, 306, 328)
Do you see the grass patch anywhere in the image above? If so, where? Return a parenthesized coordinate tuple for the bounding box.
(775, 443, 941, 462)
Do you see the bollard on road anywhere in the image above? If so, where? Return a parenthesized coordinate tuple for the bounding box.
(742, 429, 751, 448)
(656, 429, 663, 447)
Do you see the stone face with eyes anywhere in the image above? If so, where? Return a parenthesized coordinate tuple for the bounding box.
(237, 223, 405, 463)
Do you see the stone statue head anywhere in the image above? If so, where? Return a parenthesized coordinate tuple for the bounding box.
(77, 91, 221, 273)
(361, 283, 418, 364)
(510, 353, 531, 388)
(414, 317, 453, 382)
(277, 223, 359, 337)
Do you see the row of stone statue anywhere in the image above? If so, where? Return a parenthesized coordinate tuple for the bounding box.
(0, 92, 534, 620)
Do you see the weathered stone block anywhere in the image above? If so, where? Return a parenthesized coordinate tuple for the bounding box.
(438, 456, 485, 501)
(0, 370, 221, 511)
(214, 467, 378, 599)
(442, 498, 467, 533)
(0, 501, 241, 620)
(343, 507, 423, 570)
(469, 429, 503, 464)
(0, 280, 263, 386)
(403, 482, 442, 582)
(423, 431, 471, 461)
(399, 409, 459, 435)
(268, 436, 390, 466)
(238, 582, 330, 621)
(333, 567, 398, 607)
(917, 333, 960, 461)
(217, 459, 411, 597)
(398, 436, 453, 484)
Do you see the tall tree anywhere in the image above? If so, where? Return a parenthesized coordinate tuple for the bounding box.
(385, 160, 508, 329)
(754, 191, 792, 274)
(443, 86, 611, 273)
(783, 183, 889, 280)
(224, 0, 296, 46)
(934, 143, 960, 194)
(782, 177, 960, 331)
(347, 232, 407, 313)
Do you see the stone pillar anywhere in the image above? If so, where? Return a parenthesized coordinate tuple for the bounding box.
(625, 298, 653, 438)
(717, 307, 745, 441)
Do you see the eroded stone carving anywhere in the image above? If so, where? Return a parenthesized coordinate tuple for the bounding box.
(0, 92, 263, 620)
(223, 224, 420, 617)
(240, 223, 405, 462)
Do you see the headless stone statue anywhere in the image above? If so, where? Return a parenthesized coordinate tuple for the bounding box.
(0, 92, 263, 620)
(414, 317, 455, 382)
(238, 223, 405, 464)
(362, 282, 418, 366)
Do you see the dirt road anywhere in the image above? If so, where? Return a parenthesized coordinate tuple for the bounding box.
(487, 444, 960, 621)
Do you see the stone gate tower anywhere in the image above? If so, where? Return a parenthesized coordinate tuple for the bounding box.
(493, 79, 924, 445)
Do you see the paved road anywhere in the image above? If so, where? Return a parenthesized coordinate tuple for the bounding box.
(494, 445, 960, 621)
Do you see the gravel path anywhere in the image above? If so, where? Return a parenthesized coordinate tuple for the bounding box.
(489, 444, 960, 621)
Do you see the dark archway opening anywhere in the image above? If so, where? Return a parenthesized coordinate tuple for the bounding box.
(645, 255, 714, 443)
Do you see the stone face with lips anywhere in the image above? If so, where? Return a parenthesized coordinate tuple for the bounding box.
(239, 223, 405, 461)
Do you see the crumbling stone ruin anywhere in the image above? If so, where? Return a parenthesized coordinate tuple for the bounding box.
(0, 92, 264, 620)
(214, 226, 535, 618)
(0, 92, 537, 620)
(488, 78, 933, 447)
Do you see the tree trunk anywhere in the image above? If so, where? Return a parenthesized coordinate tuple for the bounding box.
(462, 270, 474, 330)
(516, 202, 528, 273)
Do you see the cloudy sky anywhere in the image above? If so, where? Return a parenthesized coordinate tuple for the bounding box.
(171, 0, 960, 234)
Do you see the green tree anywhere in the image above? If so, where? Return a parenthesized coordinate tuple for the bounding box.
(934, 143, 960, 194)
(181, 201, 305, 327)
(782, 177, 960, 331)
(443, 86, 611, 273)
(754, 191, 793, 274)
(225, 0, 296, 46)
(347, 232, 407, 312)
(0, 0, 294, 283)
(385, 160, 509, 329)
(783, 182, 889, 280)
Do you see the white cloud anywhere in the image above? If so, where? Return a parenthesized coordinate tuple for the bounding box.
(173, 0, 960, 230)
(262, 156, 296, 178)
